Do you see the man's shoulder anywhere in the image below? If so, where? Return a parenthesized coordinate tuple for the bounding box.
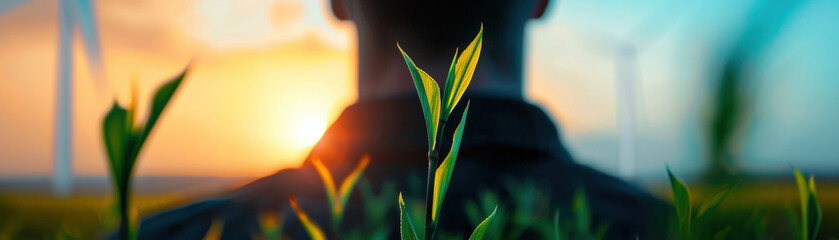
(131, 199, 227, 240)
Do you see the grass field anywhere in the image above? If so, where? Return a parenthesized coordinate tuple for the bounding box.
(1, 177, 837, 239)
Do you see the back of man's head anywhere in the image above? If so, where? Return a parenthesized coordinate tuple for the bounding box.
(331, 0, 550, 56)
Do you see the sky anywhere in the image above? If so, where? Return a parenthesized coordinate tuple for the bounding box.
(1, 0, 838, 179)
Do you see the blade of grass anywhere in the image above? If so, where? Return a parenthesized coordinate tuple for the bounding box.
(806, 175, 821, 240)
(667, 167, 691, 239)
(288, 196, 327, 240)
(468, 205, 498, 240)
(311, 156, 338, 220)
(696, 183, 738, 219)
(431, 102, 470, 225)
(336, 155, 371, 220)
(399, 193, 420, 240)
(793, 167, 809, 240)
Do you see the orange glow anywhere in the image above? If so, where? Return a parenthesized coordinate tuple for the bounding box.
(290, 113, 327, 148)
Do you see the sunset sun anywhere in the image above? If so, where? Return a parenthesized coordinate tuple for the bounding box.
(291, 113, 327, 147)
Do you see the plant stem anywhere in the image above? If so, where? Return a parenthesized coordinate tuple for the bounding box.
(117, 177, 131, 240)
(425, 120, 447, 240)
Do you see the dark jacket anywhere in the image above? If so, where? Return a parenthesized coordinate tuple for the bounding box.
(134, 95, 669, 239)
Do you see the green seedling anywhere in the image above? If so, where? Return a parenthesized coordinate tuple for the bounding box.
(312, 155, 371, 227)
(398, 25, 484, 240)
(792, 167, 822, 240)
(667, 167, 737, 240)
(290, 155, 370, 239)
(102, 68, 187, 240)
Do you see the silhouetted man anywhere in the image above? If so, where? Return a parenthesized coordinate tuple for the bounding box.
(135, 0, 668, 239)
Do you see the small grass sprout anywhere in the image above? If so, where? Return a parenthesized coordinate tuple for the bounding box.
(667, 167, 737, 240)
(792, 167, 822, 240)
(102, 67, 188, 240)
(312, 155, 371, 226)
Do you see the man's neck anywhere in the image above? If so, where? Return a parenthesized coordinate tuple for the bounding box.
(355, 33, 525, 101)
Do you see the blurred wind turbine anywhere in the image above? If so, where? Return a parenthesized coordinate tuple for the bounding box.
(54, 0, 106, 197)
(570, 0, 694, 179)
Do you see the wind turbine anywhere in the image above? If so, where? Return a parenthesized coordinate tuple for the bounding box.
(54, 0, 105, 197)
(567, 1, 695, 179)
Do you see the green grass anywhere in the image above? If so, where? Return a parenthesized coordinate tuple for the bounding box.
(0, 194, 185, 240)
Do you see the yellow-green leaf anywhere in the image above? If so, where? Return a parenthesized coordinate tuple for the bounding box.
(311, 156, 337, 218)
(468, 205, 497, 240)
(399, 193, 419, 240)
(667, 167, 691, 239)
(398, 44, 441, 152)
(442, 25, 482, 120)
(288, 196, 327, 240)
(431, 102, 470, 224)
(336, 154, 371, 218)
(793, 167, 809, 240)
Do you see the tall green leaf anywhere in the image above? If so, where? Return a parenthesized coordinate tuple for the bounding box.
(468, 205, 497, 240)
(398, 44, 441, 152)
(441, 25, 483, 120)
(697, 183, 737, 218)
(399, 193, 420, 240)
(667, 167, 691, 239)
(431, 103, 470, 224)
